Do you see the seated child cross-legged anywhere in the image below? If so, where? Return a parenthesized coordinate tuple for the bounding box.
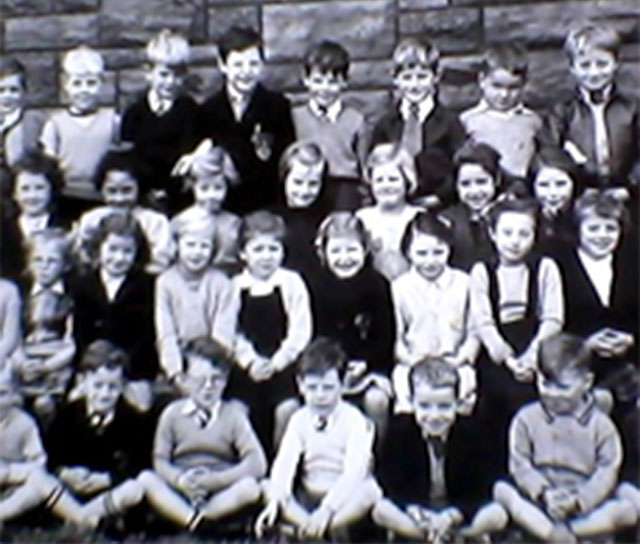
(255, 337, 382, 541)
(373, 357, 508, 542)
(494, 333, 638, 542)
(138, 337, 266, 533)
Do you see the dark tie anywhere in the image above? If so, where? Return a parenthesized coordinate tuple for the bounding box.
(196, 408, 210, 428)
(428, 436, 446, 458)
(314, 415, 328, 432)
(589, 90, 605, 105)
(401, 104, 422, 156)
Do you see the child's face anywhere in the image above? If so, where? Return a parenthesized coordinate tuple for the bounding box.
(178, 232, 214, 274)
(146, 63, 183, 101)
(14, 172, 52, 217)
(303, 68, 347, 109)
(490, 211, 536, 265)
(394, 65, 437, 104)
(408, 232, 450, 281)
(479, 68, 524, 112)
(186, 354, 228, 410)
(325, 235, 365, 279)
(85, 366, 124, 415)
(99, 233, 137, 278)
(193, 175, 227, 213)
(533, 167, 574, 215)
(297, 368, 342, 418)
(0, 73, 25, 114)
(220, 46, 264, 97)
(412, 382, 457, 438)
(570, 47, 618, 93)
(31, 241, 66, 287)
(284, 159, 323, 209)
(579, 214, 621, 260)
(64, 72, 101, 114)
(456, 163, 496, 213)
(101, 170, 139, 209)
(241, 234, 284, 281)
(537, 370, 592, 416)
(370, 161, 407, 209)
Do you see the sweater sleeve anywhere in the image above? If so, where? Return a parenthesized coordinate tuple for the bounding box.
(267, 411, 303, 504)
(154, 273, 183, 379)
(39, 116, 59, 157)
(152, 405, 182, 487)
(209, 272, 239, 354)
(391, 279, 412, 366)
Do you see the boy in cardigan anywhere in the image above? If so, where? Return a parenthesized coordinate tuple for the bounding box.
(494, 333, 637, 542)
(138, 336, 266, 532)
(292, 40, 369, 210)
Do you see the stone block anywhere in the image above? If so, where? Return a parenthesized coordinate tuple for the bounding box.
(3, 0, 51, 17)
(263, 0, 396, 62)
(400, 0, 448, 8)
(485, 0, 640, 47)
(53, 0, 100, 13)
(350, 60, 395, 89)
(99, 0, 206, 47)
(523, 49, 573, 110)
(208, 5, 260, 42)
(190, 44, 219, 65)
(98, 48, 147, 71)
(6, 14, 98, 51)
(14, 52, 59, 107)
(263, 63, 303, 93)
(399, 8, 481, 53)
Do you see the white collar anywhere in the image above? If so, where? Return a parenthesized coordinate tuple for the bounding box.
(309, 98, 343, 123)
(182, 398, 221, 427)
(577, 248, 614, 307)
(31, 280, 65, 297)
(18, 213, 49, 237)
(577, 247, 614, 269)
(410, 265, 452, 290)
(474, 98, 526, 116)
(1, 108, 21, 132)
(580, 85, 613, 108)
(400, 95, 435, 124)
(236, 268, 284, 295)
(147, 89, 173, 115)
(86, 404, 115, 428)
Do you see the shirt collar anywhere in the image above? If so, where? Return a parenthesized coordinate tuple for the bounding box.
(577, 247, 614, 270)
(86, 403, 115, 428)
(410, 265, 452, 289)
(540, 394, 596, 426)
(400, 94, 435, 124)
(147, 89, 173, 115)
(236, 268, 283, 293)
(0, 108, 22, 132)
(182, 398, 221, 427)
(579, 85, 613, 107)
(309, 400, 343, 432)
(309, 98, 343, 123)
(474, 98, 526, 116)
(31, 280, 65, 297)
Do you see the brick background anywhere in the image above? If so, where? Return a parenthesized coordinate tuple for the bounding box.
(4, 0, 640, 121)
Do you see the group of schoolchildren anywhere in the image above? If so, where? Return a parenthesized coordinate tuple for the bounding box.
(0, 17, 638, 543)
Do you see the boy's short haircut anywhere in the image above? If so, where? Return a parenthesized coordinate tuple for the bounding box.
(296, 337, 347, 379)
(0, 56, 27, 89)
(564, 22, 621, 61)
(28, 228, 73, 270)
(454, 140, 502, 182)
(62, 45, 104, 75)
(218, 26, 262, 63)
(92, 150, 141, 191)
(238, 210, 287, 249)
(183, 336, 233, 375)
(314, 211, 371, 264)
(480, 43, 528, 80)
(188, 146, 238, 186)
(573, 190, 628, 230)
(409, 356, 459, 397)
(11, 151, 64, 198)
(146, 28, 190, 67)
(88, 212, 150, 270)
(79, 339, 130, 375)
(303, 40, 350, 79)
(487, 193, 539, 230)
(278, 140, 328, 184)
(392, 37, 440, 75)
(365, 142, 418, 195)
(400, 211, 453, 257)
(538, 332, 592, 381)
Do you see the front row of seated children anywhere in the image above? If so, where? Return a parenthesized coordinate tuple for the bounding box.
(1, 332, 639, 542)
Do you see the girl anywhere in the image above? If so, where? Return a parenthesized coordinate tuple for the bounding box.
(230, 210, 312, 457)
(470, 194, 563, 469)
(1, 152, 67, 287)
(530, 147, 581, 254)
(71, 213, 156, 411)
(155, 210, 237, 383)
(309, 211, 395, 438)
(275, 141, 330, 282)
(356, 143, 423, 281)
(11, 229, 74, 417)
(392, 212, 478, 414)
(442, 141, 500, 271)
(171, 145, 241, 275)
(75, 150, 174, 274)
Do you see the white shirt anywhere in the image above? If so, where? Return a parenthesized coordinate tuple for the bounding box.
(181, 399, 221, 428)
(578, 248, 614, 307)
(400, 94, 435, 124)
(581, 87, 612, 177)
(226, 85, 250, 122)
(147, 90, 173, 116)
(31, 280, 65, 297)
(309, 98, 343, 123)
(0, 108, 21, 132)
(100, 269, 126, 302)
(18, 214, 49, 239)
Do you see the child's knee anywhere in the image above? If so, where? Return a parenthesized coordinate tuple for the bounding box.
(116, 479, 144, 505)
(493, 480, 517, 505)
(364, 386, 390, 418)
(235, 477, 261, 504)
(136, 469, 162, 491)
(275, 398, 300, 424)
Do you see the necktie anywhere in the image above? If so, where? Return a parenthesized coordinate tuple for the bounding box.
(196, 408, 211, 428)
(589, 90, 605, 105)
(89, 413, 105, 428)
(401, 103, 422, 156)
(314, 415, 328, 432)
(591, 102, 610, 177)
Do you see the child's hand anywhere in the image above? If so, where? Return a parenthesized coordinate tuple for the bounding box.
(300, 505, 333, 539)
(505, 356, 534, 383)
(177, 467, 209, 502)
(255, 500, 279, 539)
(249, 358, 274, 382)
(59, 466, 90, 491)
(586, 328, 634, 358)
(543, 488, 576, 520)
(431, 508, 463, 542)
(81, 472, 112, 495)
(21, 357, 45, 382)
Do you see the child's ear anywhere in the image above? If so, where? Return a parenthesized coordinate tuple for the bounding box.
(295, 375, 305, 396)
(584, 372, 595, 392)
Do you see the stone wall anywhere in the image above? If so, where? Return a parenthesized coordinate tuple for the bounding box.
(4, 0, 640, 121)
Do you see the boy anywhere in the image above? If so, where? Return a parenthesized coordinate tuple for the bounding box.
(460, 43, 542, 182)
(40, 46, 119, 219)
(370, 37, 466, 206)
(137, 336, 266, 533)
(255, 337, 381, 540)
(45, 340, 152, 528)
(292, 40, 368, 210)
(373, 357, 508, 542)
(196, 26, 295, 213)
(541, 23, 640, 192)
(494, 333, 637, 542)
(121, 29, 200, 214)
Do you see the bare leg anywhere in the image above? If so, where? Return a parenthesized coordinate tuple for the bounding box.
(493, 480, 555, 540)
(330, 477, 381, 531)
(371, 497, 423, 540)
(569, 498, 637, 537)
(618, 482, 640, 517)
(136, 470, 199, 529)
(81, 478, 145, 520)
(273, 399, 300, 451)
(363, 386, 390, 448)
(199, 476, 261, 521)
(458, 502, 509, 537)
(280, 495, 312, 530)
